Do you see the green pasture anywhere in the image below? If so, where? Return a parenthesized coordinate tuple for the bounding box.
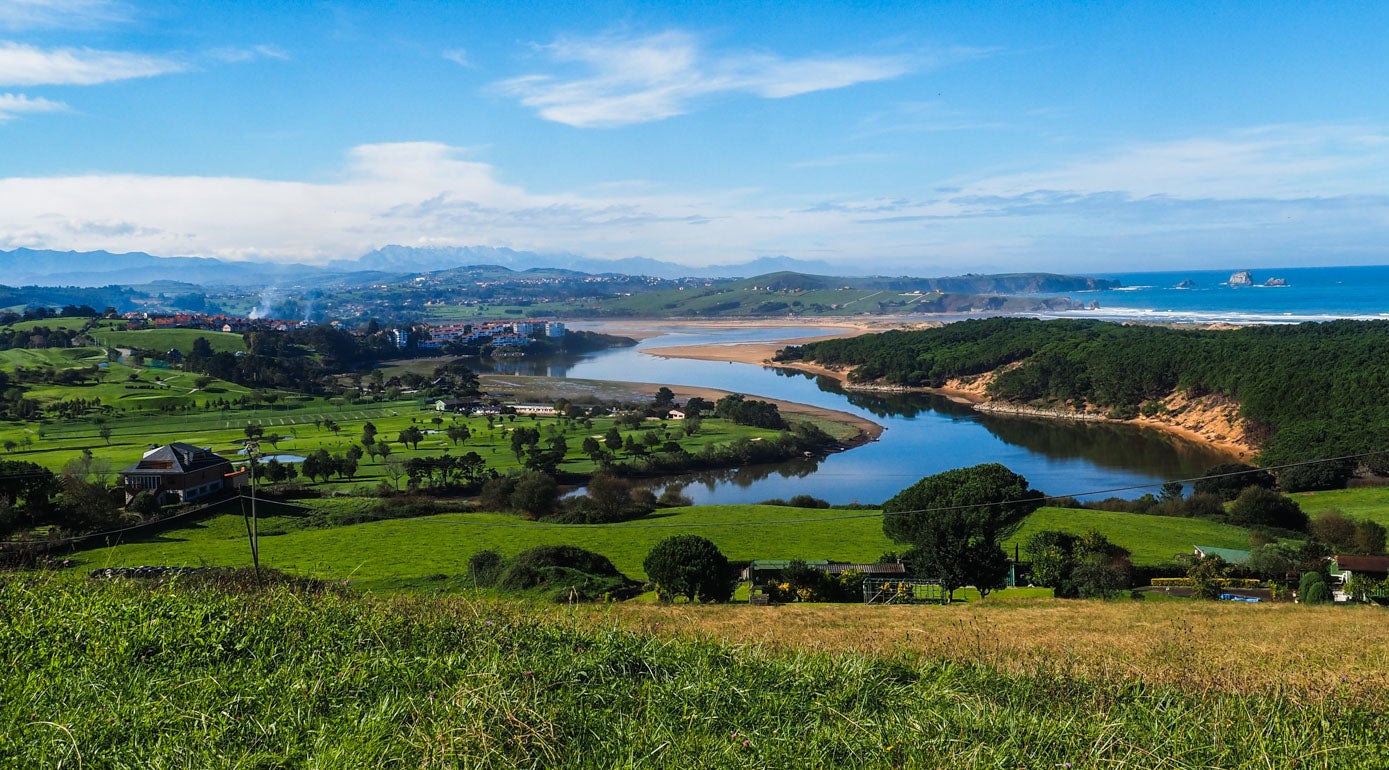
(1, 316, 95, 333)
(4, 388, 788, 492)
(0, 346, 107, 369)
(88, 327, 247, 354)
(412, 286, 945, 322)
(73, 501, 1261, 592)
(1008, 506, 1252, 565)
(421, 304, 575, 322)
(1289, 486, 1389, 526)
(72, 504, 891, 590)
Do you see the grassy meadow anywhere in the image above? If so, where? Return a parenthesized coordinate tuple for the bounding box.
(73, 500, 1260, 593)
(1290, 485, 1389, 527)
(10, 400, 793, 491)
(1, 575, 1385, 768)
(87, 326, 248, 355)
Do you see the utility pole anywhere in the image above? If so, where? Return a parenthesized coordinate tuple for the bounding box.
(243, 440, 262, 584)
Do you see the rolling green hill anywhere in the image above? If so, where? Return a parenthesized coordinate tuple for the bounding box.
(591, 274, 1096, 318)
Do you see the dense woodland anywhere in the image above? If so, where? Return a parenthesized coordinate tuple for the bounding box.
(780, 317, 1389, 467)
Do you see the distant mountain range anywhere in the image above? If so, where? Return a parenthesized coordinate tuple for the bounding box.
(0, 246, 843, 287)
(330, 246, 841, 280)
(0, 248, 320, 288)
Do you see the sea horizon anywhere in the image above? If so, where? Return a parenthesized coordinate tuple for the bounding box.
(1045, 263, 1389, 323)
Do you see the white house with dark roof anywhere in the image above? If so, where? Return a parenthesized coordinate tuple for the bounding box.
(119, 443, 233, 506)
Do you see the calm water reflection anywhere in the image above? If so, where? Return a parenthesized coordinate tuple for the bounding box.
(515, 325, 1237, 505)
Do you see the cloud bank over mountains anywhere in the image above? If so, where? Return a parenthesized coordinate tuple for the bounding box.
(3, 124, 1389, 273)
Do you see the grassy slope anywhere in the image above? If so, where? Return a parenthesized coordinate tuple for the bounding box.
(1, 576, 1384, 768)
(75, 503, 1256, 591)
(1009, 506, 1251, 564)
(0, 347, 106, 368)
(74, 505, 896, 588)
(88, 327, 247, 354)
(1290, 486, 1389, 527)
(1, 317, 95, 332)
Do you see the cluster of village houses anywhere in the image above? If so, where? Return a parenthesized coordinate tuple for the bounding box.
(396, 320, 566, 350)
(120, 312, 566, 352)
(121, 312, 320, 334)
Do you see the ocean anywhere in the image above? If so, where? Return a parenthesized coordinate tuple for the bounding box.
(1045, 264, 1389, 323)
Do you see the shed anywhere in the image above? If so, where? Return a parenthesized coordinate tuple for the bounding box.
(1329, 554, 1389, 581)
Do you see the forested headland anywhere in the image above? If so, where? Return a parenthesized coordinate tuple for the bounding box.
(777, 317, 1389, 470)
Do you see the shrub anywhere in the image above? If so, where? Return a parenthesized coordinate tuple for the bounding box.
(1150, 577, 1262, 588)
(1072, 561, 1129, 599)
(1246, 543, 1300, 582)
(1181, 493, 1228, 520)
(479, 475, 517, 511)
(1303, 580, 1333, 605)
(1187, 556, 1231, 600)
(1355, 520, 1387, 555)
(500, 546, 621, 584)
(1342, 573, 1388, 603)
(467, 549, 506, 587)
(1278, 460, 1355, 493)
(1298, 571, 1330, 605)
(1024, 529, 1130, 599)
(1024, 530, 1078, 592)
(509, 472, 559, 519)
(554, 472, 655, 524)
(1193, 463, 1276, 501)
(127, 490, 161, 517)
(496, 545, 639, 601)
(759, 495, 830, 509)
(643, 535, 734, 603)
(1228, 487, 1308, 532)
(1310, 510, 1357, 551)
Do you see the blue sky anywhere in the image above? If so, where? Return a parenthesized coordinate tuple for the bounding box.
(3, 0, 1389, 273)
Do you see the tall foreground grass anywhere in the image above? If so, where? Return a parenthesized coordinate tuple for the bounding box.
(1, 574, 1385, 769)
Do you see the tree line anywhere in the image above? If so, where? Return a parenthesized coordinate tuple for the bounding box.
(780, 317, 1389, 468)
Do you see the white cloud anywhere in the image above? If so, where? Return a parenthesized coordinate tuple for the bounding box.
(0, 0, 128, 30)
(206, 45, 289, 64)
(442, 49, 470, 67)
(961, 125, 1389, 201)
(0, 41, 183, 86)
(0, 92, 66, 120)
(3, 130, 1389, 272)
(495, 30, 915, 128)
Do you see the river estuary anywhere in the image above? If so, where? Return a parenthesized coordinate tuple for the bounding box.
(472, 324, 1236, 506)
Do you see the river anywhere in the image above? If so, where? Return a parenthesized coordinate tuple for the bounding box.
(472, 324, 1235, 506)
